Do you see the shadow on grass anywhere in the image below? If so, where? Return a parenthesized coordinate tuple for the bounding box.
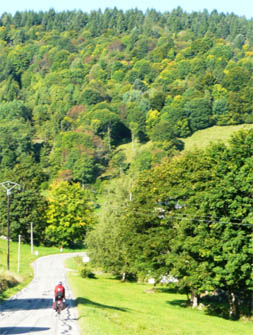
(167, 296, 250, 320)
(204, 302, 230, 319)
(156, 287, 179, 294)
(76, 297, 129, 312)
(167, 299, 188, 308)
(167, 297, 234, 318)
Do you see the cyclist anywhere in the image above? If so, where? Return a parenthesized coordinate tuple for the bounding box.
(53, 281, 65, 310)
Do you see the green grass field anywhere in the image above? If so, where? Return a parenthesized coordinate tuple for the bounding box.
(181, 124, 253, 152)
(66, 257, 253, 335)
(119, 124, 253, 163)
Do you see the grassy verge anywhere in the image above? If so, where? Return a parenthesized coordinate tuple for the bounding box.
(0, 239, 83, 300)
(66, 257, 252, 335)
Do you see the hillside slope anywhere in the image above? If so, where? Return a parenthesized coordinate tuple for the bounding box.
(119, 124, 253, 164)
(181, 124, 253, 151)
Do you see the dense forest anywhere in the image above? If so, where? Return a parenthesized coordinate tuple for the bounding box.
(0, 8, 252, 318)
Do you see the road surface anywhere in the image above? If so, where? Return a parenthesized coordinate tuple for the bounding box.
(0, 253, 84, 335)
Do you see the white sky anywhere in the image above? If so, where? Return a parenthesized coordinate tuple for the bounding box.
(0, 0, 252, 18)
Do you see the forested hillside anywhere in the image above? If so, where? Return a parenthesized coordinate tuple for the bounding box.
(0, 8, 252, 188)
(0, 8, 252, 317)
(0, 7, 252, 236)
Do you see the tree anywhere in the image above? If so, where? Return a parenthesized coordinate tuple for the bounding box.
(45, 181, 94, 247)
(86, 176, 135, 280)
(108, 150, 128, 176)
(67, 152, 96, 184)
(0, 155, 48, 244)
(129, 121, 139, 150)
(222, 66, 251, 92)
(212, 97, 229, 123)
(5, 190, 48, 244)
(0, 120, 33, 169)
(132, 79, 147, 92)
(184, 98, 213, 132)
(0, 100, 31, 121)
(119, 130, 253, 317)
(81, 88, 104, 105)
(49, 130, 108, 184)
(146, 109, 160, 138)
(87, 109, 130, 146)
(127, 100, 150, 142)
(149, 120, 175, 142)
(150, 92, 166, 111)
(130, 149, 152, 172)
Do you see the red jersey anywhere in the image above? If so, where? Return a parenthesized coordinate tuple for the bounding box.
(54, 284, 65, 299)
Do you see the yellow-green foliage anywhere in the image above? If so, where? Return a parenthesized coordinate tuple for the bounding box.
(45, 181, 94, 248)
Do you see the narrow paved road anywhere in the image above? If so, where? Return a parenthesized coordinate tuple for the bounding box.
(0, 253, 84, 335)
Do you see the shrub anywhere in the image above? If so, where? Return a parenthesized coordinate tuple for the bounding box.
(80, 265, 96, 279)
(0, 274, 19, 293)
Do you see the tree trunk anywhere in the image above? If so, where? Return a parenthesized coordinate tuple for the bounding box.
(131, 131, 135, 151)
(107, 125, 111, 151)
(191, 292, 199, 308)
(228, 291, 239, 319)
(121, 272, 126, 282)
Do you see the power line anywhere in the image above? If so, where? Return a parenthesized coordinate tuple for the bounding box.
(121, 203, 246, 221)
(103, 205, 253, 227)
(160, 212, 253, 226)
(164, 214, 253, 227)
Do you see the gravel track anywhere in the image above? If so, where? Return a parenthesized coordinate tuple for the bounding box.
(0, 253, 84, 335)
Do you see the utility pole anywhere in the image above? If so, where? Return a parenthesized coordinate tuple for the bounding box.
(31, 222, 33, 255)
(0, 181, 21, 271)
(17, 234, 21, 273)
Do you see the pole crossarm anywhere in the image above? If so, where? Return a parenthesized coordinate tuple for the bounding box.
(0, 181, 21, 195)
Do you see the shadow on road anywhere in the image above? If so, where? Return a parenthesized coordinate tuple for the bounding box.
(76, 297, 128, 312)
(0, 327, 50, 334)
(0, 298, 76, 311)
